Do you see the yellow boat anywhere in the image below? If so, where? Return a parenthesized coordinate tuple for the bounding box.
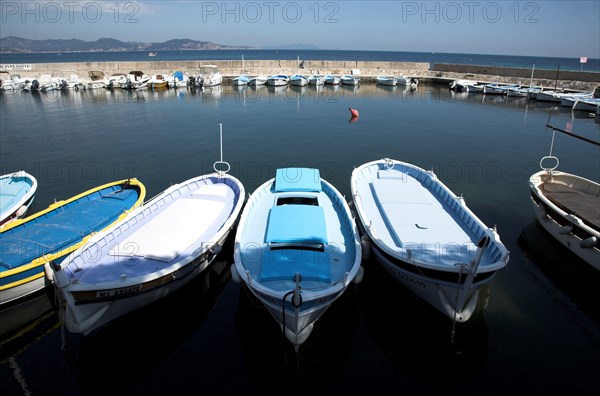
(0, 178, 146, 306)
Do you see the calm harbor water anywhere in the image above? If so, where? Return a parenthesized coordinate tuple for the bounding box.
(1, 82, 599, 395)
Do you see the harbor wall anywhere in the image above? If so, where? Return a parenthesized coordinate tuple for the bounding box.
(3, 60, 599, 91)
(431, 63, 600, 82)
(430, 63, 600, 91)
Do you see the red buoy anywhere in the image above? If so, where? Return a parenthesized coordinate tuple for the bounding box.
(349, 107, 359, 117)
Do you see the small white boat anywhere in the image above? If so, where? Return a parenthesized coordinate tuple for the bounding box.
(324, 75, 341, 85)
(290, 74, 309, 86)
(267, 74, 289, 86)
(103, 73, 127, 89)
(171, 71, 188, 88)
(506, 87, 530, 97)
(198, 65, 223, 87)
(526, 86, 543, 99)
(396, 76, 418, 87)
(0, 171, 37, 227)
(484, 83, 520, 95)
(307, 75, 325, 86)
(233, 75, 251, 86)
(53, 126, 245, 335)
(376, 76, 397, 86)
(450, 79, 476, 92)
(535, 90, 563, 102)
(466, 83, 485, 93)
(80, 70, 106, 90)
(232, 167, 363, 348)
(529, 130, 599, 270)
(341, 75, 360, 86)
(0, 71, 25, 91)
(572, 97, 600, 112)
(233, 54, 251, 86)
(351, 158, 510, 322)
(248, 75, 268, 86)
(122, 71, 149, 89)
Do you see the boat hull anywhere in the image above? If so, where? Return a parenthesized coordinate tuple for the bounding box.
(62, 233, 226, 335)
(370, 243, 481, 322)
(529, 170, 599, 270)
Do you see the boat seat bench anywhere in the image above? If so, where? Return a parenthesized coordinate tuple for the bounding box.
(260, 248, 331, 283)
(0, 196, 133, 268)
(108, 183, 234, 263)
(371, 177, 476, 265)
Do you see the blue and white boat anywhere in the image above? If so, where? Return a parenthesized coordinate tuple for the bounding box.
(572, 97, 600, 112)
(341, 75, 360, 86)
(484, 83, 520, 95)
(289, 74, 309, 87)
(396, 75, 419, 87)
(52, 126, 245, 335)
(267, 74, 289, 87)
(232, 167, 363, 348)
(0, 179, 146, 306)
(0, 171, 38, 228)
(376, 76, 397, 86)
(324, 75, 341, 85)
(233, 55, 251, 86)
(248, 75, 268, 86)
(232, 75, 251, 86)
(351, 159, 509, 322)
(308, 75, 325, 86)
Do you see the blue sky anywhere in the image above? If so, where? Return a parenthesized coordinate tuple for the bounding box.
(1, 1, 599, 58)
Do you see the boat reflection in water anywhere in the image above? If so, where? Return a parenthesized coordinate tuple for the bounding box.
(361, 259, 489, 393)
(518, 221, 600, 324)
(63, 255, 232, 394)
(234, 282, 360, 395)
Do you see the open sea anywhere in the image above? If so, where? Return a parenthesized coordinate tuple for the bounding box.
(1, 76, 600, 395)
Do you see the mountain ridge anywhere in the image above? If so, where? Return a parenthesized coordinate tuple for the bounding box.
(0, 36, 257, 53)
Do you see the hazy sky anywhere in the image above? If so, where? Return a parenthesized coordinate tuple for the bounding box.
(1, 1, 599, 58)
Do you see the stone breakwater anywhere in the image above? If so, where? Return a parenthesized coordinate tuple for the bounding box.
(4, 60, 600, 91)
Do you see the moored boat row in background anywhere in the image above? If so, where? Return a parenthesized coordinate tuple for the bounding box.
(449, 77, 599, 113)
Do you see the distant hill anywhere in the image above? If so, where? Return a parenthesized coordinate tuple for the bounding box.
(0, 36, 257, 53)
